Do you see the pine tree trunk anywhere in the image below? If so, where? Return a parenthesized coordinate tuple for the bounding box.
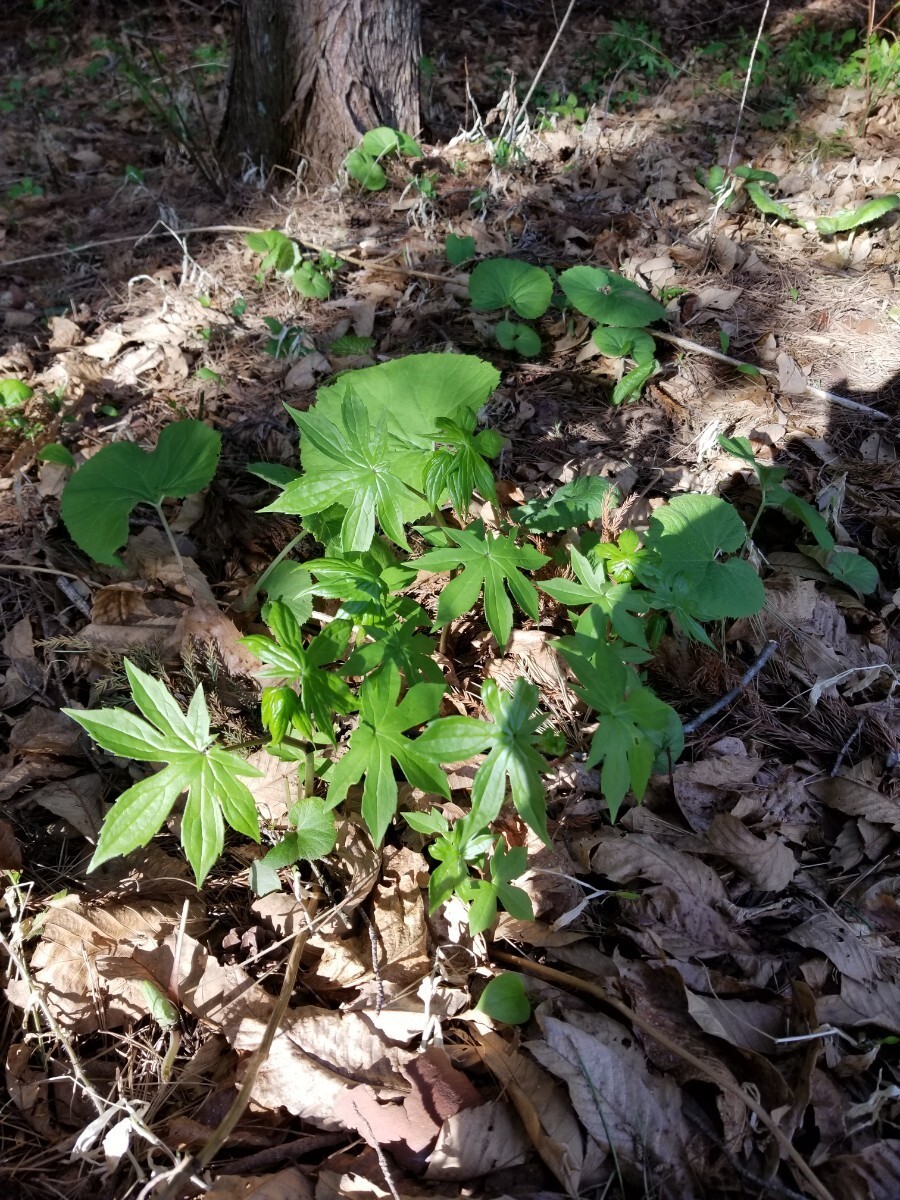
(220, 0, 420, 181)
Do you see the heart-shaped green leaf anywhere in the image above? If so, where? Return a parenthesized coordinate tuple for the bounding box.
(560, 266, 668, 327)
(476, 972, 531, 1024)
(362, 126, 422, 158)
(445, 233, 475, 265)
(345, 148, 387, 190)
(468, 259, 553, 319)
(61, 420, 221, 566)
(495, 319, 541, 356)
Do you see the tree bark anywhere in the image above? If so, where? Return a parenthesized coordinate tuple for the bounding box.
(220, 0, 420, 181)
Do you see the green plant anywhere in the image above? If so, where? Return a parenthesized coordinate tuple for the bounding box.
(346, 126, 422, 191)
(60, 420, 221, 566)
(445, 234, 476, 265)
(476, 972, 532, 1023)
(5, 177, 44, 201)
(718, 435, 879, 594)
(62, 351, 813, 939)
(262, 318, 310, 359)
(245, 230, 335, 299)
(64, 660, 262, 885)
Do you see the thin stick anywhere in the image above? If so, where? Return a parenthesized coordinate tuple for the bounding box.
(653, 330, 890, 420)
(505, 0, 578, 145)
(0, 563, 102, 586)
(683, 640, 779, 734)
(490, 950, 836, 1200)
(727, 0, 770, 167)
(150, 895, 317, 1200)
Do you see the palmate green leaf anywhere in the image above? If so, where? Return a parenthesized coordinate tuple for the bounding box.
(539, 545, 648, 649)
(462, 841, 533, 934)
(512, 475, 618, 534)
(417, 676, 552, 844)
(424, 408, 503, 518)
(559, 266, 668, 328)
(815, 194, 899, 236)
(641, 493, 765, 621)
(468, 259, 553, 319)
(410, 521, 549, 649)
(262, 561, 314, 627)
(61, 420, 221, 566)
(555, 635, 680, 821)
(264, 393, 422, 552)
(342, 621, 443, 685)
(242, 601, 355, 743)
(63, 659, 262, 885)
(326, 667, 455, 845)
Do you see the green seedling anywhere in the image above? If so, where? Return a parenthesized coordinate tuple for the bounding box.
(346, 126, 422, 191)
(60, 419, 221, 566)
(64, 660, 262, 886)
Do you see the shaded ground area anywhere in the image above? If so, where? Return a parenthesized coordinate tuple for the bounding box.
(1, 2, 900, 1199)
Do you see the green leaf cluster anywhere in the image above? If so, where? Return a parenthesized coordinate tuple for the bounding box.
(244, 230, 333, 299)
(64, 660, 261, 886)
(346, 126, 422, 191)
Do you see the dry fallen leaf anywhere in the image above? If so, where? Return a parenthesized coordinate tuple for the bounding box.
(204, 1168, 314, 1200)
(425, 1098, 531, 1179)
(706, 812, 797, 891)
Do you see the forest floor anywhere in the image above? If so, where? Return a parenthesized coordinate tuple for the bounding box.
(1, 1, 900, 1198)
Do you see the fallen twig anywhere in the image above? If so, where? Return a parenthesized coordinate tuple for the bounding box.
(654, 330, 890, 421)
(683, 639, 779, 734)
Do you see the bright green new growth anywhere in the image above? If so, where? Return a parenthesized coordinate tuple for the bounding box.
(468, 258, 553, 319)
(60, 419, 221, 566)
(0, 378, 33, 406)
(244, 230, 333, 298)
(63, 659, 262, 886)
(476, 972, 531, 1024)
(445, 233, 476, 265)
(495, 319, 542, 357)
(346, 126, 422, 191)
(411, 521, 549, 649)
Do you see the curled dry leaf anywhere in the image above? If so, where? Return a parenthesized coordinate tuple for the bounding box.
(528, 1008, 695, 1193)
(425, 1098, 531, 1179)
(233, 1008, 413, 1129)
(591, 828, 728, 905)
(788, 912, 888, 983)
(24, 775, 105, 841)
(808, 776, 900, 832)
(12, 894, 203, 1033)
(473, 1028, 585, 1198)
(706, 812, 797, 892)
(684, 990, 785, 1055)
(818, 976, 900, 1036)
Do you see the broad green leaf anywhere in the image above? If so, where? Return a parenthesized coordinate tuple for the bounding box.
(445, 233, 475, 265)
(495, 319, 542, 356)
(37, 443, 75, 467)
(263, 798, 337, 867)
(611, 358, 657, 405)
(512, 475, 618, 533)
(266, 394, 422, 551)
(745, 182, 801, 224)
(403, 808, 450, 836)
(815, 195, 899, 236)
(326, 667, 457, 844)
(0, 379, 33, 407)
(767, 484, 834, 551)
(468, 259, 553, 319)
(410, 521, 548, 649)
(292, 262, 331, 299)
(246, 461, 302, 489)
(642, 493, 765, 620)
(342, 621, 443, 685)
(310, 353, 500, 453)
(60, 420, 221, 566)
(560, 265, 668, 327)
(244, 229, 300, 275)
(592, 326, 655, 363)
(63, 660, 262, 885)
(733, 165, 779, 184)
(345, 147, 387, 190)
(418, 677, 553, 844)
(476, 973, 531, 1023)
(823, 549, 879, 595)
(362, 126, 422, 158)
(329, 333, 375, 355)
(262, 561, 314, 626)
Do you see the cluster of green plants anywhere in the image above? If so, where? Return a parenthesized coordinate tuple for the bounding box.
(52, 323, 878, 931)
(345, 126, 423, 191)
(706, 25, 900, 128)
(563, 19, 677, 112)
(698, 163, 900, 236)
(455, 251, 668, 403)
(244, 230, 341, 301)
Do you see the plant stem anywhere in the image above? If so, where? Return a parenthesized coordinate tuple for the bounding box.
(249, 531, 305, 603)
(154, 503, 185, 574)
(302, 748, 316, 800)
